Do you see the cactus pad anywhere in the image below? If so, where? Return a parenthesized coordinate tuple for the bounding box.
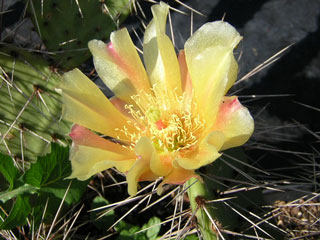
(0, 47, 71, 163)
(27, 0, 131, 69)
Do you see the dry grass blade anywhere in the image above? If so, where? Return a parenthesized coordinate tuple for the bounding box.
(0, 90, 35, 144)
(36, 198, 49, 240)
(174, 0, 205, 16)
(236, 44, 294, 85)
(223, 201, 274, 238)
(220, 228, 272, 240)
(292, 100, 320, 113)
(107, 194, 150, 231)
(28, 0, 42, 38)
(74, 0, 83, 18)
(224, 152, 270, 175)
(139, 185, 179, 214)
(291, 119, 320, 141)
(219, 156, 258, 183)
(45, 181, 72, 240)
(202, 205, 225, 240)
(62, 204, 85, 240)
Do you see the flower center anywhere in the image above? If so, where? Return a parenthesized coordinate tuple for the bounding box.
(117, 88, 205, 154)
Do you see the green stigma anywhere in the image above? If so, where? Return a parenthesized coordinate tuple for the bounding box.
(146, 107, 161, 123)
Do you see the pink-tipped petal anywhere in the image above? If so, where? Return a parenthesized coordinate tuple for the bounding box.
(69, 124, 133, 155)
(88, 29, 151, 104)
(184, 21, 241, 127)
(68, 144, 135, 181)
(59, 69, 137, 140)
(212, 96, 254, 150)
(178, 50, 193, 97)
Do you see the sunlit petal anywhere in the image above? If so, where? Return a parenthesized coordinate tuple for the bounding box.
(69, 144, 135, 180)
(185, 21, 241, 125)
(175, 131, 224, 170)
(59, 69, 136, 140)
(212, 96, 254, 150)
(157, 167, 197, 195)
(151, 152, 173, 176)
(69, 124, 133, 155)
(143, 2, 182, 109)
(178, 50, 192, 98)
(126, 137, 154, 196)
(88, 28, 151, 103)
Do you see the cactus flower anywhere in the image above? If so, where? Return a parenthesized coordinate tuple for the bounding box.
(58, 2, 254, 196)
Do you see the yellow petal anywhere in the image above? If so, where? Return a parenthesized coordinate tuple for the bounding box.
(178, 50, 192, 97)
(151, 152, 173, 176)
(69, 124, 133, 155)
(175, 131, 224, 170)
(212, 96, 254, 150)
(59, 69, 136, 140)
(157, 167, 196, 195)
(135, 136, 173, 176)
(139, 170, 159, 182)
(110, 97, 132, 118)
(184, 21, 241, 125)
(126, 157, 150, 196)
(143, 2, 182, 108)
(88, 28, 151, 103)
(69, 144, 135, 180)
(126, 137, 154, 196)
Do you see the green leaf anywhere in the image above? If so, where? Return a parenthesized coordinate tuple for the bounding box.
(115, 217, 160, 240)
(142, 216, 161, 240)
(0, 184, 38, 203)
(0, 195, 31, 230)
(0, 153, 20, 190)
(24, 143, 69, 187)
(24, 143, 87, 204)
(115, 221, 147, 240)
(90, 196, 115, 230)
(185, 234, 199, 240)
(30, 192, 66, 228)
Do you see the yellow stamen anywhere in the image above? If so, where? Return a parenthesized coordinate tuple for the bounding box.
(116, 87, 205, 154)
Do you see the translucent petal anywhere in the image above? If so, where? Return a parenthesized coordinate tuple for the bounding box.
(175, 131, 223, 170)
(178, 50, 192, 96)
(150, 152, 173, 176)
(139, 170, 158, 182)
(212, 96, 254, 150)
(109, 97, 132, 117)
(59, 69, 136, 140)
(69, 124, 133, 155)
(143, 2, 182, 109)
(69, 144, 135, 180)
(88, 28, 151, 103)
(127, 137, 154, 196)
(184, 21, 241, 125)
(157, 167, 196, 195)
(163, 167, 195, 184)
(126, 158, 150, 196)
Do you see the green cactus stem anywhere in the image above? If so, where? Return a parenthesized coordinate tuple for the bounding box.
(0, 47, 70, 164)
(26, 0, 131, 69)
(186, 177, 218, 240)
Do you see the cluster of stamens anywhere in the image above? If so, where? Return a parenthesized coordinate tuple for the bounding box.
(117, 86, 205, 155)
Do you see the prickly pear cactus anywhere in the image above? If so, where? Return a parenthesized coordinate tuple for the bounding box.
(0, 47, 70, 163)
(26, 0, 131, 69)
